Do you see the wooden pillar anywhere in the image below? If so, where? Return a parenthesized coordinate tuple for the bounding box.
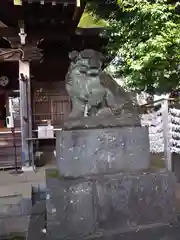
(19, 60, 33, 170)
(27, 71, 34, 169)
(162, 99, 172, 171)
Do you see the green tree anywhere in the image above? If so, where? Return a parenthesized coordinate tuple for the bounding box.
(87, 0, 180, 94)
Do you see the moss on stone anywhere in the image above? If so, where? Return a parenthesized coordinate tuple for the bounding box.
(7, 233, 25, 240)
(150, 158, 165, 169)
(47, 169, 62, 179)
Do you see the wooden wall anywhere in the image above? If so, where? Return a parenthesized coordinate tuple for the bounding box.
(32, 81, 71, 128)
(0, 131, 21, 169)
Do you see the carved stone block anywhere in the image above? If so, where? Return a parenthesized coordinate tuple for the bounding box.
(56, 127, 150, 177)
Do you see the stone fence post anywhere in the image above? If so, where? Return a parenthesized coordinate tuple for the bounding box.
(161, 99, 172, 171)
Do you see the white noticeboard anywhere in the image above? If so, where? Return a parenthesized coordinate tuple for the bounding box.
(38, 126, 54, 139)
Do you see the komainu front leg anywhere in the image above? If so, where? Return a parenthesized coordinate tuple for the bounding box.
(68, 96, 86, 119)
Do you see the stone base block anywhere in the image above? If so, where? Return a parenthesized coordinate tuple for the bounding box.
(46, 222, 180, 240)
(27, 201, 46, 240)
(46, 169, 176, 239)
(84, 222, 180, 240)
(56, 127, 150, 177)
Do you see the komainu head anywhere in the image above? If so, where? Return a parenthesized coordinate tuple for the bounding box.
(68, 49, 104, 77)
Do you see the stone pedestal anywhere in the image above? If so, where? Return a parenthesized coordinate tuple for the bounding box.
(46, 169, 177, 240)
(43, 125, 179, 240)
(56, 127, 150, 177)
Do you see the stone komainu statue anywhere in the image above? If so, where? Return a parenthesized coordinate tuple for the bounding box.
(65, 49, 140, 124)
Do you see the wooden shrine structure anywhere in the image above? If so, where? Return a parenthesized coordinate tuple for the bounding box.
(0, 0, 105, 170)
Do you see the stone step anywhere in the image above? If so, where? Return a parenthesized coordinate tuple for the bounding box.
(0, 183, 32, 237)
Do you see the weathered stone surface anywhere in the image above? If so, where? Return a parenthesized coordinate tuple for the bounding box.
(46, 171, 95, 239)
(95, 171, 176, 230)
(84, 222, 180, 240)
(63, 114, 140, 130)
(46, 222, 180, 240)
(46, 169, 177, 239)
(0, 195, 31, 236)
(27, 201, 46, 240)
(56, 127, 150, 177)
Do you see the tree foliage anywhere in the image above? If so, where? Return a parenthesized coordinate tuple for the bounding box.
(87, 0, 180, 94)
(78, 11, 107, 28)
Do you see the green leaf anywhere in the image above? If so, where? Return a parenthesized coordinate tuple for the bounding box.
(86, 0, 180, 93)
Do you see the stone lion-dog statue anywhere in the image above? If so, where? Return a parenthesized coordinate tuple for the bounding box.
(65, 49, 140, 124)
